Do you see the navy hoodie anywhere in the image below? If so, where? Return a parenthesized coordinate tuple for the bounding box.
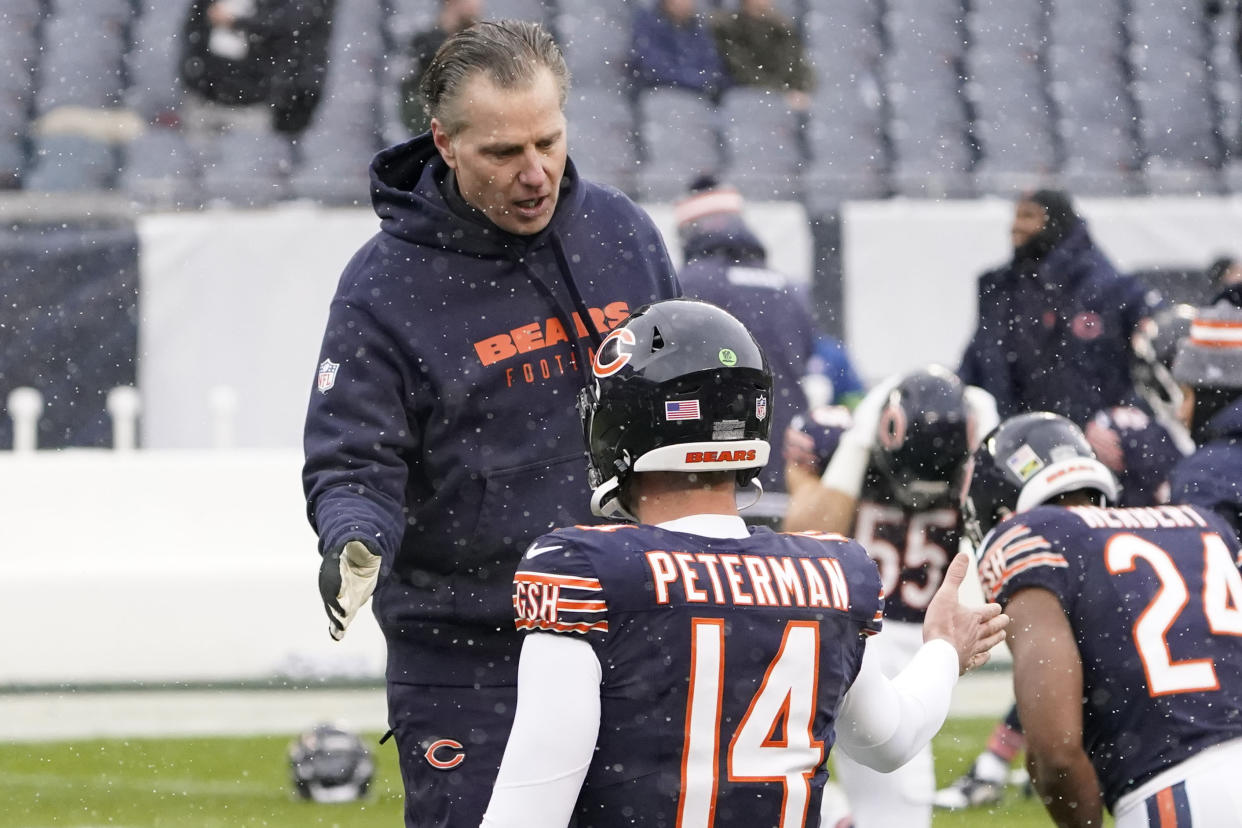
(302, 136, 679, 686)
(1170, 399, 1242, 533)
(959, 220, 1159, 425)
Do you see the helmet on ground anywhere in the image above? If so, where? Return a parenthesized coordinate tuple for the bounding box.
(288, 723, 375, 803)
(961, 412, 1118, 546)
(578, 298, 773, 520)
(872, 365, 971, 510)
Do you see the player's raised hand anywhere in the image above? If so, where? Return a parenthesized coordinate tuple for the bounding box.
(319, 540, 381, 641)
(923, 551, 1008, 675)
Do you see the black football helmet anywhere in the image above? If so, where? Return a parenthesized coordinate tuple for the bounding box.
(871, 365, 971, 510)
(961, 412, 1119, 546)
(288, 723, 375, 803)
(578, 298, 773, 520)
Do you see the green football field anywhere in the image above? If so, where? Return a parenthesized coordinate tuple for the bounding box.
(0, 717, 1077, 827)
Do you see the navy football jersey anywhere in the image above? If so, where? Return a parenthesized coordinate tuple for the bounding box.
(788, 405, 852, 477)
(512, 523, 884, 828)
(976, 503, 1242, 808)
(854, 470, 961, 625)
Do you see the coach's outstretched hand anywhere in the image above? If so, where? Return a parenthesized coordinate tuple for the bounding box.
(923, 551, 1008, 675)
(319, 540, 381, 641)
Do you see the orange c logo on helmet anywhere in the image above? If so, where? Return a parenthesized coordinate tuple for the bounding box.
(877, 402, 907, 450)
(425, 738, 465, 770)
(593, 327, 636, 377)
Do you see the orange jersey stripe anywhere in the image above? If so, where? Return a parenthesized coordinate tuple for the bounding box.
(1002, 553, 1068, 581)
(516, 619, 608, 634)
(992, 523, 1032, 550)
(1001, 535, 1052, 564)
(1156, 787, 1177, 827)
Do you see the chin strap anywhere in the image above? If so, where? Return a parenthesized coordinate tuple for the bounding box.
(736, 478, 764, 512)
(590, 476, 637, 521)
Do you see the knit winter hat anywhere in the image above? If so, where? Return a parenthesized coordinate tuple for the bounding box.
(1172, 301, 1242, 389)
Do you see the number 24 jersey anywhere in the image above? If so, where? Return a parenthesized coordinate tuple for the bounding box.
(976, 503, 1242, 809)
(512, 522, 884, 828)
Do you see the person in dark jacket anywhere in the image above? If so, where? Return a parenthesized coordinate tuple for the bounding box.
(1170, 299, 1242, 533)
(628, 0, 728, 100)
(181, 0, 334, 135)
(673, 176, 826, 495)
(302, 21, 679, 828)
(711, 0, 814, 111)
(959, 189, 1161, 426)
(398, 0, 482, 135)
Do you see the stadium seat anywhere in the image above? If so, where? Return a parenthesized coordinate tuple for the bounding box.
(1208, 1, 1242, 167)
(25, 133, 118, 191)
(635, 87, 723, 202)
(290, 0, 384, 204)
(557, 0, 634, 91)
(126, 0, 192, 123)
(201, 127, 292, 206)
(35, 1, 129, 115)
(1046, 0, 1144, 194)
(565, 88, 638, 194)
(962, 2, 1058, 194)
(1127, 1, 1224, 194)
(880, 0, 974, 198)
(801, 2, 889, 208)
(486, 0, 552, 24)
(719, 88, 805, 200)
(118, 127, 201, 209)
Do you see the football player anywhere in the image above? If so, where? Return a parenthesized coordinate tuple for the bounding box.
(1169, 299, 1242, 533)
(965, 412, 1242, 828)
(783, 365, 998, 828)
(479, 299, 1008, 828)
(937, 305, 1197, 811)
(1086, 302, 1196, 507)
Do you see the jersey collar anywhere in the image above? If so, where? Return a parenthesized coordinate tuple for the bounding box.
(656, 514, 750, 539)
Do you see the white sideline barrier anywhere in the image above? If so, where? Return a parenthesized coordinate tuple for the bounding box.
(0, 450, 386, 686)
(843, 195, 1242, 383)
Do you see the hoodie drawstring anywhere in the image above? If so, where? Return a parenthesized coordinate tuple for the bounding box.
(514, 232, 605, 387)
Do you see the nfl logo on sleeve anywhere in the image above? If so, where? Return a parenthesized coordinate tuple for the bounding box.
(317, 359, 339, 393)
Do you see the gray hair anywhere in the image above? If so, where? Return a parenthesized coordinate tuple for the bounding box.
(420, 20, 571, 135)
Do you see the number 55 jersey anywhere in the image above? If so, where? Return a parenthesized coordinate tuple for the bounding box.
(975, 503, 1242, 810)
(512, 520, 884, 828)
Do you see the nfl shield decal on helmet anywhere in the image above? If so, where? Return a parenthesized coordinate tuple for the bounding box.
(755, 394, 767, 421)
(317, 359, 339, 394)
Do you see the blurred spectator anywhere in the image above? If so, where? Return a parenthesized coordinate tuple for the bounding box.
(674, 174, 831, 493)
(628, 0, 727, 101)
(180, 0, 335, 138)
(1208, 255, 1242, 297)
(399, 0, 482, 135)
(711, 0, 814, 111)
(808, 336, 865, 409)
(959, 189, 1161, 426)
